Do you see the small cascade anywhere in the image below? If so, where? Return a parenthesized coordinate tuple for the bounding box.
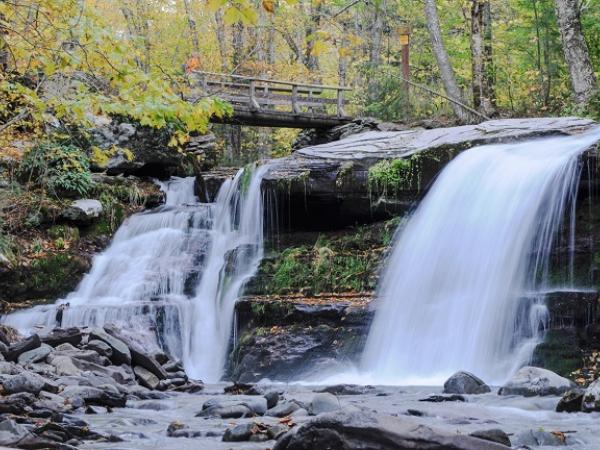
(3, 165, 272, 382)
(362, 129, 600, 385)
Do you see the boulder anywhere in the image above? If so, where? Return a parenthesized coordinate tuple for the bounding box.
(89, 328, 131, 366)
(60, 385, 127, 408)
(223, 422, 270, 443)
(166, 421, 203, 438)
(0, 418, 32, 447)
(197, 397, 267, 418)
(273, 411, 510, 450)
(582, 377, 600, 412)
(17, 344, 53, 365)
(267, 399, 305, 417)
(47, 354, 81, 376)
(134, 366, 160, 390)
(1, 371, 58, 394)
(556, 388, 585, 413)
(265, 391, 279, 409)
(5, 334, 41, 362)
(40, 328, 83, 347)
(84, 339, 112, 358)
(443, 371, 491, 394)
(513, 429, 567, 446)
(310, 393, 342, 415)
(498, 366, 574, 397)
(470, 429, 511, 447)
(317, 384, 378, 396)
(61, 199, 103, 224)
(419, 395, 465, 403)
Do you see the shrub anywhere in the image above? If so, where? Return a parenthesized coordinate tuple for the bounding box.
(19, 143, 93, 197)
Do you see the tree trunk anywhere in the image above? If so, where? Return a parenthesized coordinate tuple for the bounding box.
(232, 21, 244, 71)
(303, 0, 321, 75)
(471, 0, 494, 115)
(554, 0, 597, 106)
(424, 0, 472, 123)
(0, 12, 9, 72)
(369, 0, 385, 67)
(214, 11, 229, 71)
(182, 0, 200, 57)
(483, 0, 495, 108)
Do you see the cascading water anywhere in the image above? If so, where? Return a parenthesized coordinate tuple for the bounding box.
(362, 129, 600, 385)
(3, 164, 271, 382)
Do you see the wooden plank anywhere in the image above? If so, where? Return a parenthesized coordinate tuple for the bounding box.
(210, 106, 352, 129)
(202, 80, 323, 96)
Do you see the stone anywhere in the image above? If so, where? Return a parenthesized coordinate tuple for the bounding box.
(582, 377, 600, 412)
(40, 328, 83, 347)
(498, 366, 574, 397)
(513, 429, 567, 446)
(89, 328, 131, 366)
(470, 429, 511, 447)
(0, 418, 31, 447)
(84, 339, 113, 359)
(223, 422, 269, 442)
(273, 411, 510, 450)
(47, 354, 81, 376)
(265, 390, 279, 409)
(267, 399, 305, 417)
(17, 343, 53, 365)
(419, 395, 466, 402)
(444, 371, 491, 394)
(556, 388, 585, 412)
(310, 393, 341, 415)
(166, 421, 203, 438)
(197, 397, 267, 418)
(61, 199, 103, 224)
(1, 371, 58, 394)
(60, 385, 127, 408)
(5, 334, 41, 361)
(134, 366, 160, 390)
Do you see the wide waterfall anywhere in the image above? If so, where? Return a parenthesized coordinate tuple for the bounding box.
(3, 165, 271, 382)
(362, 130, 600, 385)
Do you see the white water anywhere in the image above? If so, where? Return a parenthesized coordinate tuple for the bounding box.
(362, 130, 600, 385)
(3, 165, 270, 382)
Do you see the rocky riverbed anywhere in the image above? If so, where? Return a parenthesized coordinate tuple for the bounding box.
(1, 325, 600, 449)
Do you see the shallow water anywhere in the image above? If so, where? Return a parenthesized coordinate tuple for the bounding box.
(80, 383, 600, 449)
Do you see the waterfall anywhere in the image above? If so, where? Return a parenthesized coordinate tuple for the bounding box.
(362, 130, 600, 385)
(3, 164, 271, 382)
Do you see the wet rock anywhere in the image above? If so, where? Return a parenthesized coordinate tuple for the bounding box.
(310, 393, 341, 415)
(444, 371, 491, 394)
(265, 390, 279, 409)
(317, 384, 378, 396)
(5, 333, 41, 361)
(513, 429, 567, 446)
(499, 366, 574, 397)
(89, 328, 131, 366)
(582, 377, 600, 412)
(267, 399, 306, 417)
(18, 343, 53, 365)
(419, 394, 466, 403)
(47, 354, 81, 376)
(163, 360, 184, 373)
(223, 422, 270, 442)
(85, 339, 113, 358)
(167, 421, 203, 438)
(134, 366, 160, 390)
(85, 405, 108, 414)
(1, 371, 58, 394)
(197, 397, 267, 418)
(0, 392, 36, 414)
(0, 418, 32, 447)
(273, 411, 510, 450)
(470, 429, 511, 447)
(60, 385, 127, 408)
(61, 199, 103, 224)
(556, 388, 585, 412)
(0, 361, 22, 375)
(40, 328, 83, 347)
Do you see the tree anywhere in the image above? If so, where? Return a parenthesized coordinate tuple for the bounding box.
(183, 0, 201, 58)
(554, 0, 597, 107)
(424, 0, 473, 123)
(471, 0, 494, 115)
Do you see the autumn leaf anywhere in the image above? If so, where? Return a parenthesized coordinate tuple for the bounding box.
(262, 0, 275, 13)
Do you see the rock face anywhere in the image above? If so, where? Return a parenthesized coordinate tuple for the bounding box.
(273, 411, 510, 450)
(61, 199, 103, 224)
(228, 295, 373, 382)
(256, 117, 598, 230)
(443, 371, 491, 394)
(582, 377, 600, 412)
(498, 366, 574, 397)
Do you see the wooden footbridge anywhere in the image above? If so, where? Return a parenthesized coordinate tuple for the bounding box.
(190, 71, 353, 129)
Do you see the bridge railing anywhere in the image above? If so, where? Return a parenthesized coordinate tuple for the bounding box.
(191, 71, 352, 119)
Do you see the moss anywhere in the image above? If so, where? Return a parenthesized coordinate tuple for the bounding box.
(336, 162, 354, 189)
(29, 253, 89, 298)
(532, 330, 582, 378)
(368, 158, 411, 196)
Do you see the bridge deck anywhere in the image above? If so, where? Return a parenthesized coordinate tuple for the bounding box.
(190, 71, 353, 128)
